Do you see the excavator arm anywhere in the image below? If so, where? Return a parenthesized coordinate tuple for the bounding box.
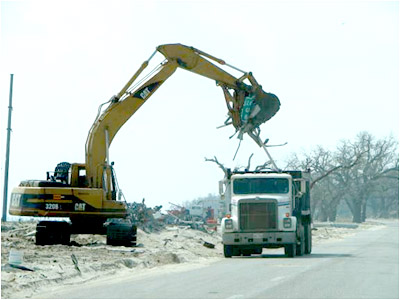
(85, 43, 280, 192)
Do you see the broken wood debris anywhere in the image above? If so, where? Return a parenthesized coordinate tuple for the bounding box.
(7, 263, 34, 272)
(203, 241, 215, 249)
(71, 254, 81, 274)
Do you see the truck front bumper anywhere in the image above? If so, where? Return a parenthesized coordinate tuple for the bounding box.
(223, 231, 296, 246)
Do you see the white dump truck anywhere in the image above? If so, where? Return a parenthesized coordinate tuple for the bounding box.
(220, 169, 312, 257)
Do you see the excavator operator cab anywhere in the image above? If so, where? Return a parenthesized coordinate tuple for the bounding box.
(46, 162, 71, 184)
(47, 162, 88, 188)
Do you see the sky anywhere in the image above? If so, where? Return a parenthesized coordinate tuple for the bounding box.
(0, 0, 399, 216)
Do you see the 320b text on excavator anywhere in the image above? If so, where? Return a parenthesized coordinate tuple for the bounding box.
(9, 43, 281, 246)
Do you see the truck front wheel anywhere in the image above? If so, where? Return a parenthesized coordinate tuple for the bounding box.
(224, 245, 233, 258)
(254, 247, 263, 255)
(242, 249, 252, 256)
(284, 244, 296, 257)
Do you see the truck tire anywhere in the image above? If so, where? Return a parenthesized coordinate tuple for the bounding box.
(296, 224, 305, 256)
(232, 247, 241, 256)
(254, 247, 263, 255)
(224, 245, 233, 258)
(284, 244, 296, 257)
(304, 223, 312, 254)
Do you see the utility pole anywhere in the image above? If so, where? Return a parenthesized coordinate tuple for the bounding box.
(2, 74, 14, 222)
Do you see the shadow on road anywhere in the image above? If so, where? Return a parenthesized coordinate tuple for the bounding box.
(304, 253, 353, 258)
(231, 253, 353, 259)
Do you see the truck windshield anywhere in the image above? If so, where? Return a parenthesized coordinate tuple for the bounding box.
(233, 178, 289, 194)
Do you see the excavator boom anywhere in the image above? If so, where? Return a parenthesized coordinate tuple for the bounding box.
(85, 43, 280, 191)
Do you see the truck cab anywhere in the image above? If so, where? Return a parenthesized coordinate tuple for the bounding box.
(220, 170, 312, 257)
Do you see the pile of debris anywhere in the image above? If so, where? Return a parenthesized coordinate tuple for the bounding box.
(125, 200, 218, 233)
(125, 200, 166, 233)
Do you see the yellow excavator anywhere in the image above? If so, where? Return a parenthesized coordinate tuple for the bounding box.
(9, 43, 280, 246)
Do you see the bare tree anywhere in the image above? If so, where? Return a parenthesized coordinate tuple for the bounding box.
(335, 132, 398, 223)
(369, 175, 399, 218)
(286, 144, 365, 222)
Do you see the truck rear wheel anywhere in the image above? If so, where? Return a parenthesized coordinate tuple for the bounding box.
(284, 244, 296, 257)
(296, 225, 305, 256)
(242, 249, 252, 256)
(224, 245, 233, 258)
(304, 223, 312, 254)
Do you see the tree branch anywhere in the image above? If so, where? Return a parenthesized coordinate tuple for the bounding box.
(246, 153, 254, 171)
(310, 150, 365, 190)
(205, 156, 228, 176)
(255, 161, 273, 171)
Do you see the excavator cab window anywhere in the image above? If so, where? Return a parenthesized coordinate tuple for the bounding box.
(54, 162, 71, 184)
(78, 167, 87, 187)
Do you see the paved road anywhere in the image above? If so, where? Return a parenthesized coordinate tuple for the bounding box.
(41, 221, 399, 299)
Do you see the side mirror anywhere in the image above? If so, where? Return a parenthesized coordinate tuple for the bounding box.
(300, 180, 306, 193)
(294, 179, 306, 196)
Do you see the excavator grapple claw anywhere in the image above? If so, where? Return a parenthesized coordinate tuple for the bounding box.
(252, 90, 281, 127)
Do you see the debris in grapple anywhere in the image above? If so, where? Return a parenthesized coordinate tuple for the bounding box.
(237, 91, 280, 139)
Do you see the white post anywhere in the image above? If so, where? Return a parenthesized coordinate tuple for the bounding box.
(2, 74, 14, 222)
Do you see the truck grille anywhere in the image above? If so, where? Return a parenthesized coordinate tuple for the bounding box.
(239, 201, 277, 231)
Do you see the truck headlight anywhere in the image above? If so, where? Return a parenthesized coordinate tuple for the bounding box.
(283, 218, 292, 228)
(224, 218, 233, 230)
